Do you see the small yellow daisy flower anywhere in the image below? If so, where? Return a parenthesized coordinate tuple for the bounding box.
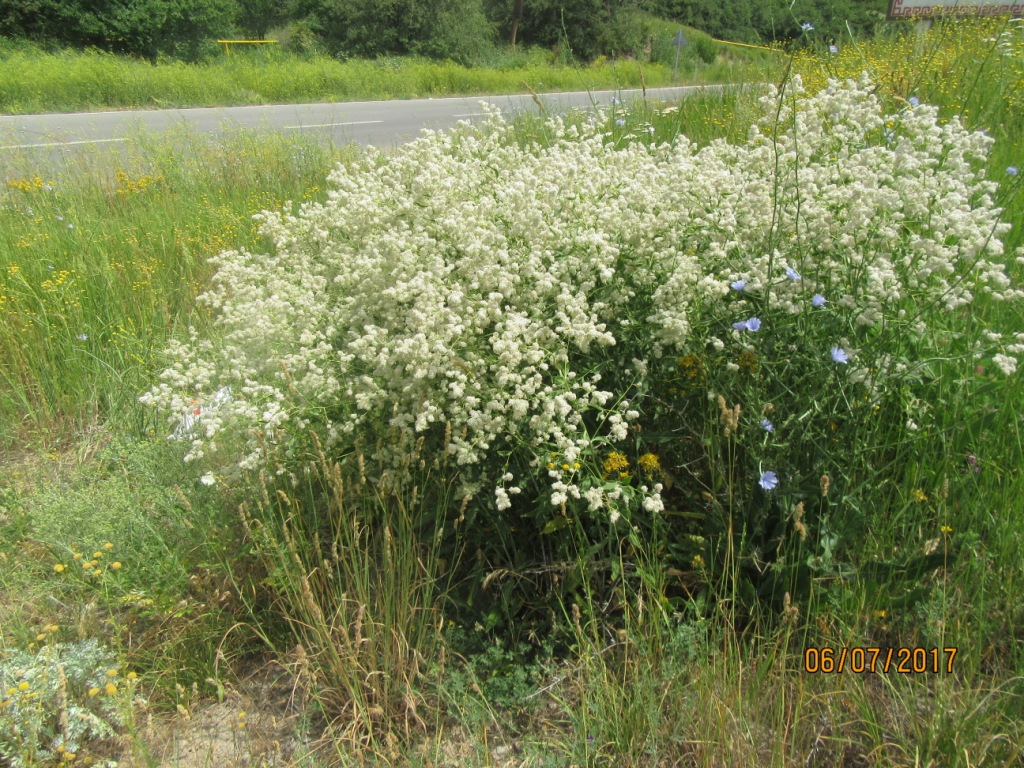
(93, 551, 102, 559)
(126, 671, 138, 680)
(111, 562, 122, 570)
(107, 669, 118, 677)
(104, 682, 117, 695)
(102, 543, 113, 550)
(54, 564, 65, 572)
(940, 525, 953, 534)
(17, 682, 29, 691)
(88, 687, 99, 697)
(73, 553, 83, 560)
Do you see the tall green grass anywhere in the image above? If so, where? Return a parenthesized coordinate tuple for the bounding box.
(0, 41, 772, 115)
(0, 127, 349, 449)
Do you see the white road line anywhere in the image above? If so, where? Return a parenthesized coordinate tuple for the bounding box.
(0, 137, 128, 150)
(283, 120, 384, 129)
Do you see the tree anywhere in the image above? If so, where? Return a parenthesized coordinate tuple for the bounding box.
(237, 0, 287, 39)
(0, 0, 239, 59)
(510, 0, 523, 46)
(292, 0, 496, 63)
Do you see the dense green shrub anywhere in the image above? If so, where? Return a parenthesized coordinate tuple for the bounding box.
(0, 0, 236, 60)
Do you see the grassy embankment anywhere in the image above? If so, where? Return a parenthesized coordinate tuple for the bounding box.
(0, 24, 771, 114)
(0, 17, 1022, 768)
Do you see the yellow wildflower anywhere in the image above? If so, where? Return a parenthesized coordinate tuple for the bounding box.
(638, 453, 661, 473)
(602, 451, 629, 477)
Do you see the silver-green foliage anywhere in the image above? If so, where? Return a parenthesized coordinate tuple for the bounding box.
(0, 639, 135, 767)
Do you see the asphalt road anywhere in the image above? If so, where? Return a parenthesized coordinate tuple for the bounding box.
(0, 85, 725, 171)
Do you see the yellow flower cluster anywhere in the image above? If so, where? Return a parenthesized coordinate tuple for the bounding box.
(114, 169, 164, 195)
(737, 349, 759, 375)
(793, 17, 1024, 118)
(40, 269, 74, 294)
(677, 353, 705, 382)
(6, 176, 53, 192)
(638, 452, 661, 474)
(54, 543, 121, 577)
(603, 451, 630, 479)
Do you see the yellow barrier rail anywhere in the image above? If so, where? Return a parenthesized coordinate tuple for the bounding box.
(217, 39, 279, 56)
(711, 37, 779, 52)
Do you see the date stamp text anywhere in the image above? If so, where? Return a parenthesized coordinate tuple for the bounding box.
(804, 647, 958, 674)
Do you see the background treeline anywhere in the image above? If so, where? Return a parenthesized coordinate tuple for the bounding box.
(0, 0, 890, 64)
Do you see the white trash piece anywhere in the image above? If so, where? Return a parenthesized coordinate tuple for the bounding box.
(170, 385, 233, 441)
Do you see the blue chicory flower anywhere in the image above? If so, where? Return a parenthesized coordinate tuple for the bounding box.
(761, 418, 774, 433)
(908, 96, 920, 108)
(812, 293, 826, 307)
(1008, 166, 1019, 176)
(731, 279, 746, 291)
(801, 22, 814, 31)
(829, 45, 838, 54)
(733, 317, 761, 332)
(786, 267, 801, 281)
(831, 346, 849, 364)
(759, 471, 779, 491)
(615, 119, 626, 127)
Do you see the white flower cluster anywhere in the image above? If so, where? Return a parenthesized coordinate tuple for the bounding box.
(140, 75, 1019, 507)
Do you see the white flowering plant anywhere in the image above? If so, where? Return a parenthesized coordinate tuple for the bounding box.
(141, 74, 1021, 619)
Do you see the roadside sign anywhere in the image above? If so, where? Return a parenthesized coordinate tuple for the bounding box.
(888, 0, 1024, 18)
(673, 29, 688, 80)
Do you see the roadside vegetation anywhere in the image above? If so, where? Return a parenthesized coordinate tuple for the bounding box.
(0, 34, 768, 114)
(1, 16, 1023, 768)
